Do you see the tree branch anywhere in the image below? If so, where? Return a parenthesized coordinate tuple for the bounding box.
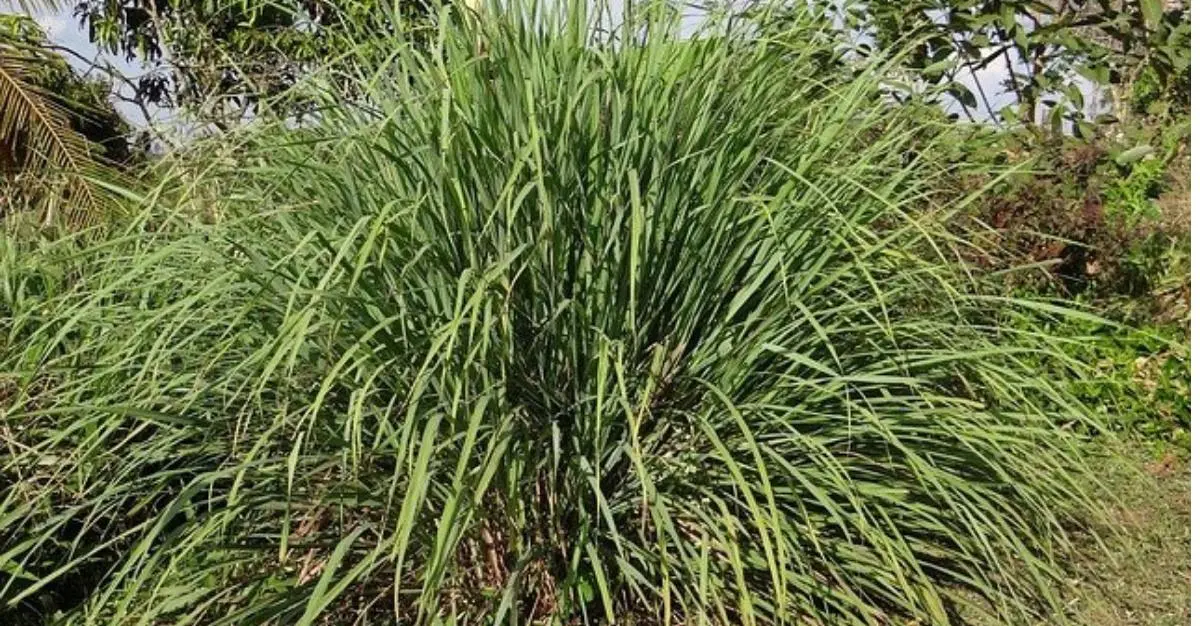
(43, 43, 172, 146)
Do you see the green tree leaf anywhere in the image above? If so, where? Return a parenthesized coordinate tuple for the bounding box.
(1139, 0, 1163, 30)
(1066, 83, 1084, 109)
(946, 81, 978, 109)
(1115, 145, 1155, 164)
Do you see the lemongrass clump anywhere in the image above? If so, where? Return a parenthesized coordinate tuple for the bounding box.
(1, 3, 1098, 624)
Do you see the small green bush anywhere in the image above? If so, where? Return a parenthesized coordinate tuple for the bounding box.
(955, 113, 1189, 307)
(1033, 315, 1190, 448)
(1, 4, 1102, 624)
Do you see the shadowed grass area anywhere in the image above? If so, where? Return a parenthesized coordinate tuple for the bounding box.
(954, 440, 1189, 626)
(1066, 442, 1189, 626)
(0, 2, 1111, 624)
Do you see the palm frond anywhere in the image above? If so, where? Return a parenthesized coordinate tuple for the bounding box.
(0, 50, 104, 227)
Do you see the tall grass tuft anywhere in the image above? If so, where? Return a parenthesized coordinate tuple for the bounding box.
(1, 2, 1100, 624)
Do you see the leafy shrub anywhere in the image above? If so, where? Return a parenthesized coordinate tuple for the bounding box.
(957, 113, 1189, 314)
(1013, 312, 1189, 448)
(1, 4, 1102, 624)
(947, 112, 1190, 448)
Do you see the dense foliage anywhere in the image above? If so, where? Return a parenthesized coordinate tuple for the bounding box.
(836, 0, 1190, 133)
(940, 63, 1191, 447)
(72, 0, 430, 125)
(0, 4, 1116, 624)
